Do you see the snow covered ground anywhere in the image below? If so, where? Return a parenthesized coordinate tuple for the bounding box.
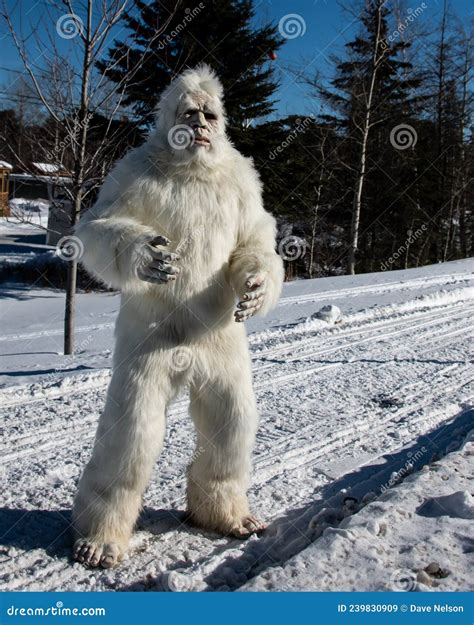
(0, 205, 52, 266)
(4, 198, 50, 230)
(0, 258, 473, 591)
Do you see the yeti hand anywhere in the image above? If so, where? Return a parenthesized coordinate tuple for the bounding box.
(136, 235, 181, 284)
(234, 272, 267, 322)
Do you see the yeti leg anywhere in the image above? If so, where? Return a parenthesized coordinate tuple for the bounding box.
(72, 352, 175, 567)
(186, 329, 264, 538)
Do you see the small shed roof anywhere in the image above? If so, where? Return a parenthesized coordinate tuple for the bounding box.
(0, 160, 13, 170)
(10, 172, 72, 184)
(32, 162, 64, 174)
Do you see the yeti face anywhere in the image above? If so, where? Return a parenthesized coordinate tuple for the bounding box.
(166, 91, 227, 165)
(154, 66, 230, 167)
(176, 92, 221, 150)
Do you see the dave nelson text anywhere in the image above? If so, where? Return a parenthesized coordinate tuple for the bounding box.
(411, 605, 464, 613)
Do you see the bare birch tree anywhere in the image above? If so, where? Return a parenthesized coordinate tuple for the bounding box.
(1, 0, 177, 353)
(346, 0, 386, 275)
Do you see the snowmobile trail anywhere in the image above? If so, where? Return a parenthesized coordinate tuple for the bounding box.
(1, 262, 473, 591)
(2, 298, 472, 462)
(0, 267, 471, 345)
(277, 269, 474, 307)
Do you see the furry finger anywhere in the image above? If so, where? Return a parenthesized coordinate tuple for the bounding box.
(243, 285, 266, 301)
(237, 295, 264, 310)
(245, 272, 266, 289)
(234, 306, 259, 322)
(148, 260, 180, 275)
(137, 266, 175, 284)
(239, 303, 262, 319)
(148, 248, 180, 263)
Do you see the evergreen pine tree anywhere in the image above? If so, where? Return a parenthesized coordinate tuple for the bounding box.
(318, 0, 423, 273)
(99, 0, 284, 152)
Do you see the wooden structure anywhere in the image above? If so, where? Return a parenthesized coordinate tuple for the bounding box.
(0, 161, 12, 217)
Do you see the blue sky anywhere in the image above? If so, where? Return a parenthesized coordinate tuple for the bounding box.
(253, 0, 473, 118)
(1, 0, 472, 118)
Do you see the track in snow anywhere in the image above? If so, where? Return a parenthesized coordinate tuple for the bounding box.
(1, 278, 473, 592)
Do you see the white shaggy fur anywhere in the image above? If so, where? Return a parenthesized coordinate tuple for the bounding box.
(72, 65, 284, 567)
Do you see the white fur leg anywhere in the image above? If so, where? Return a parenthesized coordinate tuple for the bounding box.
(72, 349, 175, 567)
(186, 327, 263, 537)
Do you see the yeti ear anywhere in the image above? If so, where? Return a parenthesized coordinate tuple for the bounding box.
(177, 92, 187, 106)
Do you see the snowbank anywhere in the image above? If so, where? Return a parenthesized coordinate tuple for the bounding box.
(0, 198, 50, 233)
(241, 431, 474, 592)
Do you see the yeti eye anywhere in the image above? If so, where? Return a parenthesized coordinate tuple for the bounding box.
(184, 109, 198, 118)
(205, 112, 217, 121)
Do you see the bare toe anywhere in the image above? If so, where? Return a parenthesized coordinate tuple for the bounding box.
(73, 539, 122, 568)
(100, 543, 122, 569)
(244, 515, 267, 533)
(89, 545, 102, 567)
(73, 539, 91, 563)
(231, 524, 251, 538)
(231, 515, 267, 539)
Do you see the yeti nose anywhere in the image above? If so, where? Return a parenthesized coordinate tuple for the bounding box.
(194, 111, 206, 128)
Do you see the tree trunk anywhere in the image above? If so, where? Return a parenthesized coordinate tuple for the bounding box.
(309, 174, 324, 278)
(347, 0, 384, 275)
(348, 152, 367, 274)
(63, 0, 92, 355)
(64, 261, 77, 354)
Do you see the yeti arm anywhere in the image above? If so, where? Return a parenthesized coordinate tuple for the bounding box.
(229, 214, 284, 317)
(75, 165, 172, 292)
(229, 162, 284, 318)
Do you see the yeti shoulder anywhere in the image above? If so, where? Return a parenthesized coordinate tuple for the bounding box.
(107, 145, 163, 203)
(230, 150, 262, 193)
(101, 145, 148, 194)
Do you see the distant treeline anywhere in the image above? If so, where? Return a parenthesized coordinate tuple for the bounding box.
(0, 0, 472, 278)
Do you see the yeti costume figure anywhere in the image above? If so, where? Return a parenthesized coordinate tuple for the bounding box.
(72, 65, 284, 568)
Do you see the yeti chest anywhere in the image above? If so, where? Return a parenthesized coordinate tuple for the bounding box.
(150, 181, 238, 269)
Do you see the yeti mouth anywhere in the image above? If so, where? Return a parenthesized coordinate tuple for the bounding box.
(193, 136, 210, 147)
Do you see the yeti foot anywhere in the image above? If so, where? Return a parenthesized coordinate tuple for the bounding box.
(230, 515, 267, 539)
(73, 539, 123, 568)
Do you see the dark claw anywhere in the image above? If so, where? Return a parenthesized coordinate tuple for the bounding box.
(149, 235, 170, 247)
